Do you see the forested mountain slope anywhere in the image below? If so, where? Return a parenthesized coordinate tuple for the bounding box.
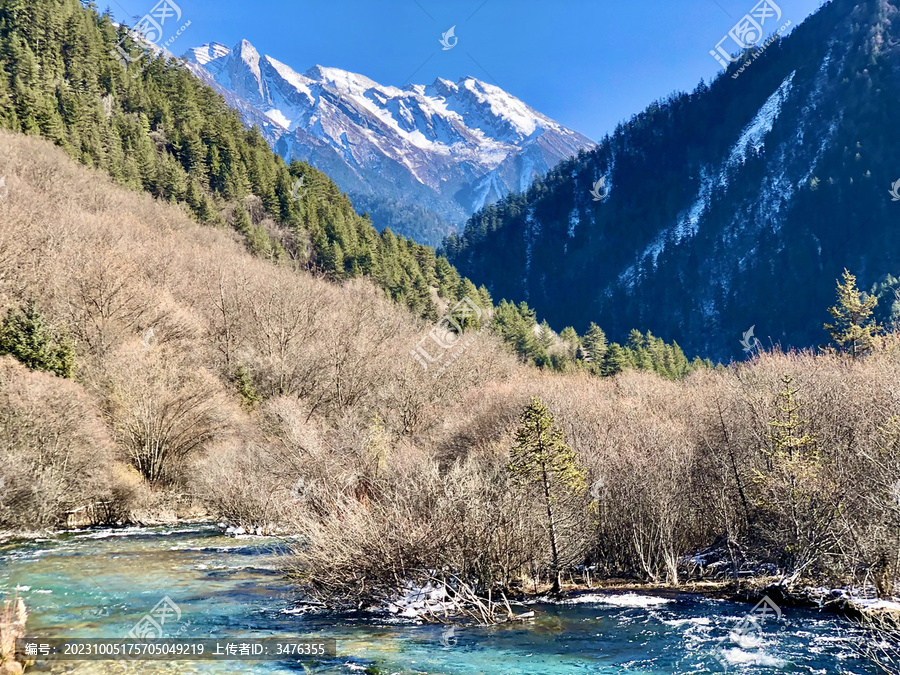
(0, 0, 699, 377)
(444, 0, 900, 361)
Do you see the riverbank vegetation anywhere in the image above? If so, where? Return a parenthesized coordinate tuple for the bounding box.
(1, 131, 900, 622)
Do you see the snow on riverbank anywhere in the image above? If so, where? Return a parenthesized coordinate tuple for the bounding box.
(383, 581, 462, 619)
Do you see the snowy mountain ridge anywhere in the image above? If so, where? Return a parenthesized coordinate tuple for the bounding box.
(182, 40, 594, 244)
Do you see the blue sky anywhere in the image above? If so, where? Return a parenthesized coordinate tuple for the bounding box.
(104, 0, 827, 141)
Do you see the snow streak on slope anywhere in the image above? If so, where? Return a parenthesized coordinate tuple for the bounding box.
(616, 71, 796, 289)
(683, 71, 796, 239)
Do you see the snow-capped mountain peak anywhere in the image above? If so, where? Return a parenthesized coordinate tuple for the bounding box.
(184, 41, 230, 66)
(183, 40, 595, 244)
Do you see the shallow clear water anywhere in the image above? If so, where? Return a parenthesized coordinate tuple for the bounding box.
(0, 524, 880, 674)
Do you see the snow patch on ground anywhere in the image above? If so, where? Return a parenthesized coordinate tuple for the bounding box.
(264, 108, 291, 128)
(568, 206, 579, 238)
(681, 70, 796, 238)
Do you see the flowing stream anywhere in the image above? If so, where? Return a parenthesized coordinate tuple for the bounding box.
(0, 524, 880, 674)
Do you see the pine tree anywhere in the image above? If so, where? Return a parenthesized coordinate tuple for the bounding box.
(508, 397, 586, 595)
(627, 329, 651, 370)
(583, 322, 608, 363)
(601, 343, 630, 377)
(233, 206, 252, 235)
(538, 319, 555, 349)
(766, 375, 817, 462)
(754, 375, 825, 574)
(0, 301, 75, 378)
(232, 363, 260, 411)
(824, 269, 881, 357)
(559, 326, 580, 362)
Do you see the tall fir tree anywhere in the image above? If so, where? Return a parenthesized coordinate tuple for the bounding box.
(508, 397, 586, 595)
(824, 269, 881, 357)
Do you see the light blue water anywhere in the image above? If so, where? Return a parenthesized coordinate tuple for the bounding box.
(0, 524, 880, 674)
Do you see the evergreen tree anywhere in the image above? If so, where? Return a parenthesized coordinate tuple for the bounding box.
(508, 397, 585, 595)
(626, 329, 651, 370)
(824, 269, 881, 357)
(601, 343, 630, 377)
(232, 363, 260, 411)
(232, 205, 252, 235)
(0, 301, 75, 378)
(559, 326, 580, 361)
(754, 375, 826, 573)
(583, 322, 608, 363)
(538, 319, 555, 350)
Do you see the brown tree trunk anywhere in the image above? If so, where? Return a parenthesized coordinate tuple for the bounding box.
(542, 467, 561, 595)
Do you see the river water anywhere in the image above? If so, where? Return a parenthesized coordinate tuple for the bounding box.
(0, 524, 881, 674)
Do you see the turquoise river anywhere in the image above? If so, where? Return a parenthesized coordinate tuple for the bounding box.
(0, 524, 883, 674)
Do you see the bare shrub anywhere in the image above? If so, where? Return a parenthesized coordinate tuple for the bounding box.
(0, 356, 126, 529)
(99, 346, 236, 484)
